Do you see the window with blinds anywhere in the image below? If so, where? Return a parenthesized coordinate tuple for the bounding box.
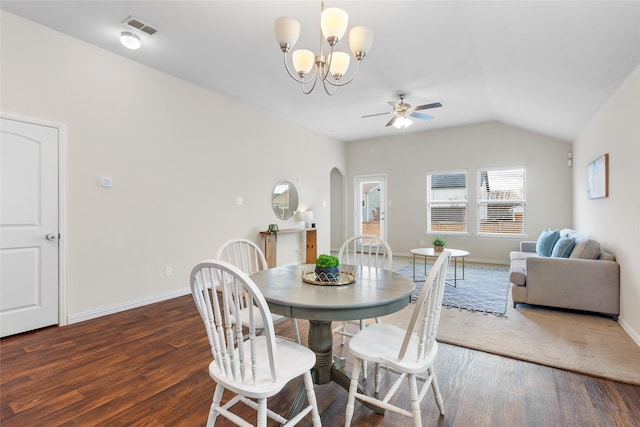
(477, 167, 526, 236)
(426, 171, 467, 234)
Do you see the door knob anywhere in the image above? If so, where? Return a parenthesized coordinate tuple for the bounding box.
(46, 233, 58, 241)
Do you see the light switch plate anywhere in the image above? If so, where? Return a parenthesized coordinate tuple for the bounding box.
(100, 176, 113, 188)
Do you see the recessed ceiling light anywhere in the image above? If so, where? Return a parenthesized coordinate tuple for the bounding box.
(120, 31, 141, 50)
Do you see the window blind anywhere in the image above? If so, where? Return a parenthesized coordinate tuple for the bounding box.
(477, 167, 526, 236)
(427, 171, 467, 234)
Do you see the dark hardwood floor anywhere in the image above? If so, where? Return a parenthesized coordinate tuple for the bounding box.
(2, 295, 639, 426)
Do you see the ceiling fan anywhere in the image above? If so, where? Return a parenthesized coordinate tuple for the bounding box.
(362, 93, 443, 128)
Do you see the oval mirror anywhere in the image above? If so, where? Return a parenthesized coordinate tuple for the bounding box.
(272, 180, 298, 220)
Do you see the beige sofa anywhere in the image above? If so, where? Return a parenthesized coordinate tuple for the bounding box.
(509, 229, 620, 320)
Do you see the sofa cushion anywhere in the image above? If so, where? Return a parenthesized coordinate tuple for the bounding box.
(600, 251, 615, 261)
(536, 228, 559, 257)
(509, 259, 527, 286)
(551, 236, 575, 258)
(570, 235, 601, 259)
(559, 228, 577, 238)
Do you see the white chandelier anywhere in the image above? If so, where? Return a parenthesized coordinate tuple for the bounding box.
(275, 2, 374, 95)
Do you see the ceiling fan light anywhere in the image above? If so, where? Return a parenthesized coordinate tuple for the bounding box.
(328, 52, 350, 79)
(393, 117, 413, 129)
(275, 17, 300, 52)
(292, 49, 315, 76)
(349, 26, 374, 60)
(120, 31, 141, 50)
(321, 7, 348, 45)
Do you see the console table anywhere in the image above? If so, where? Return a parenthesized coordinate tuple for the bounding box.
(259, 228, 317, 268)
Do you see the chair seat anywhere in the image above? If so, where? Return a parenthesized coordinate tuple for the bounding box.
(209, 335, 316, 399)
(348, 323, 438, 374)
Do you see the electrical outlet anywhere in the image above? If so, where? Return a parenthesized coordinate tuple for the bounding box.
(164, 266, 172, 276)
(420, 240, 425, 246)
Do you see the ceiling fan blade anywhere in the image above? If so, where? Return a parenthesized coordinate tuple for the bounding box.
(385, 116, 399, 127)
(410, 112, 434, 121)
(362, 111, 391, 118)
(413, 102, 443, 111)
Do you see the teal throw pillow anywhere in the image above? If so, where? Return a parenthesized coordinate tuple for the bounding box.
(551, 236, 575, 258)
(536, 228, 560, 257)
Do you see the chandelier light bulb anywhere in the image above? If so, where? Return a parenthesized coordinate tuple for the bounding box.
(292, 49, 315, 76)
(349, 26, 375, 60)
(275, 17, 300, 52)
(328, 52, 350, 79)
(320, 7, 348, 46)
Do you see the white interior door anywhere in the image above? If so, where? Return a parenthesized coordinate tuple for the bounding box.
(1, 118, 59, 337)
(355, 174, 387, 240)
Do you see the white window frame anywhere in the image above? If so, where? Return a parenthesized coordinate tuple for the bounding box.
(476, 166, 526, 237)
(426, 170, 468, 236)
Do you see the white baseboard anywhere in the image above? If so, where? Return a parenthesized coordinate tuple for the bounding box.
(619, 316, 640, 347)
(67, 287, 192, 324)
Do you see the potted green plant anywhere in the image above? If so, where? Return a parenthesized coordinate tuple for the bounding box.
(432, 235, 447, 252)
(267, 223, 279, 241)
(315, 254, 340, 282)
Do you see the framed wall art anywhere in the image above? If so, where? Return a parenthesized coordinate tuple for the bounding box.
(587, 153, 609, 199)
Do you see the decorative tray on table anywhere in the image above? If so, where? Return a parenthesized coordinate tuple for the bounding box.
(301, 264, 357, 286)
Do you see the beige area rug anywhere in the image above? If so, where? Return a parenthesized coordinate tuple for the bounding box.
(382, 287, 640, 385)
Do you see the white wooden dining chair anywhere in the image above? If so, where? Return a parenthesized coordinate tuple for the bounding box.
(217, 238, 301, 343)
(333, 234, 392, 379)
(344, 250, 451, 427)
(190, 260, 321, 427)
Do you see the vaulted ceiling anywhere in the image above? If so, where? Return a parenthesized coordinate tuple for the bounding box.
(2, 1, 639, 142)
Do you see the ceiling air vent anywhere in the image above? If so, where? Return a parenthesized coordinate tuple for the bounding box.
(122, 16, 157, 36)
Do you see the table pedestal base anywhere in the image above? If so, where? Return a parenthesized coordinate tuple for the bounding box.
(285, 320, 385, 424)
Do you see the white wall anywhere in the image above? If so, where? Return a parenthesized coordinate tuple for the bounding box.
(347, 122, 573, 264)
(1, 12, 346, 321)
(573, 65, 640, 342)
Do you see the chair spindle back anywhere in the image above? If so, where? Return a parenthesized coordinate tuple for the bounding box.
(190, 260, 278, 385)
(399, 250, 451, 362)
(338, 234, 393, 269)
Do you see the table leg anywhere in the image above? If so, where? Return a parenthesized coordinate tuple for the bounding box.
(308, 320, 334, 384)
(412, 255, 428, 282)
(424, 255, 427, 277)
(412, 254, 416, 281)
(453, 257, 458, 287)
(445, 256, 467, 287)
